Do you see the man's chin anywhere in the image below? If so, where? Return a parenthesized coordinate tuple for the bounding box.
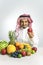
(23, 27, 26, 29)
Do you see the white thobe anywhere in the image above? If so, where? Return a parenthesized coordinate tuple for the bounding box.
(14, 27, 39, 47)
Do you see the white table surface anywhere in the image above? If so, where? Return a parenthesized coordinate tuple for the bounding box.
(0, 47, 43, 65)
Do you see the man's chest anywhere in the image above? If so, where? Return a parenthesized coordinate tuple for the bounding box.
(18, 29, 28, 39)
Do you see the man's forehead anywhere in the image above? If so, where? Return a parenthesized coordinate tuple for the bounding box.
(20, 18, 28, 21)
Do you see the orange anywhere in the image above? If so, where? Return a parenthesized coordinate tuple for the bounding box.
(15, 42, 20, 47)
(19, 44, 24, 49)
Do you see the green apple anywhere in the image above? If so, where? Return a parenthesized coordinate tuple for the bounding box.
(18, 54, 22, 58)
(31, 50, 35, 54)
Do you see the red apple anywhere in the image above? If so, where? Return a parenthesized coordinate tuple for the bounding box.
(16, 46, 20, 50)
(32, 47, 37, 52)
(21, 51, 26, 56)
(28, 28, 32, 32)
(1, 48, 6, 55)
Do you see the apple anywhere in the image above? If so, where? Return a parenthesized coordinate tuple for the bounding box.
(1, 48, 6, 55)
(18, 54, 22, 58)
(16, 46, 20, 50)
(31, 50, 35, 54)
(32, 47, 37, 52)
(28, 28, 32, 32)
(21, 51, 26, 56)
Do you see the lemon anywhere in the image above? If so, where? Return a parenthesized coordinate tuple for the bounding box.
(7, 45, 16, 54)
(24, 43, 32, 48)
(24, 43, 30, 46)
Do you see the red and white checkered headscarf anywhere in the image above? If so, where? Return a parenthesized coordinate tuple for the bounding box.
(15, 14, 33, 36)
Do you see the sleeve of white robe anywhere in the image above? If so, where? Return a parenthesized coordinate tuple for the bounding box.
(32, 23, 39, 48)
(33, 33, 39, 48)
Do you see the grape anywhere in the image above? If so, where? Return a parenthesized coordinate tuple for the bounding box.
(11, 53, 17, 58)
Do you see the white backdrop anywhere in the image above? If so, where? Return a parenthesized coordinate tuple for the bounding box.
(0, 0, 43, 47)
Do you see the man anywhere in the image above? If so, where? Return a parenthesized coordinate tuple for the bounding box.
(14, 14, 38, 47)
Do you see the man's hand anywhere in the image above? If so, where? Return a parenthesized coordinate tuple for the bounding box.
(28, 31, 34, 38)
(27, 28, 34, 38)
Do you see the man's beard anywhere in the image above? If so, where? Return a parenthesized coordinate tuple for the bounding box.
(23, 26, 26, 29)
(22, 26, 28, 29)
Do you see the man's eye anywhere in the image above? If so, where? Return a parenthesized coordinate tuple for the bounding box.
(21, 21, 24, 22)
(20, 20, 23, 22)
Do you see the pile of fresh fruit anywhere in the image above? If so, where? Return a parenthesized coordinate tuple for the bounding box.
(0, 40, 37, 58)
(0, 31, 37, 58)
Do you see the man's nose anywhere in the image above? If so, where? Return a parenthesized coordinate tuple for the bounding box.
(23, 21, 25, 25)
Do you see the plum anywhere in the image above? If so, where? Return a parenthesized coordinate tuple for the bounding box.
(32, 47, 37, 52)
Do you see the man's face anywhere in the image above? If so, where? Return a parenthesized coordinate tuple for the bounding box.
(20, 18, 29, 28)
